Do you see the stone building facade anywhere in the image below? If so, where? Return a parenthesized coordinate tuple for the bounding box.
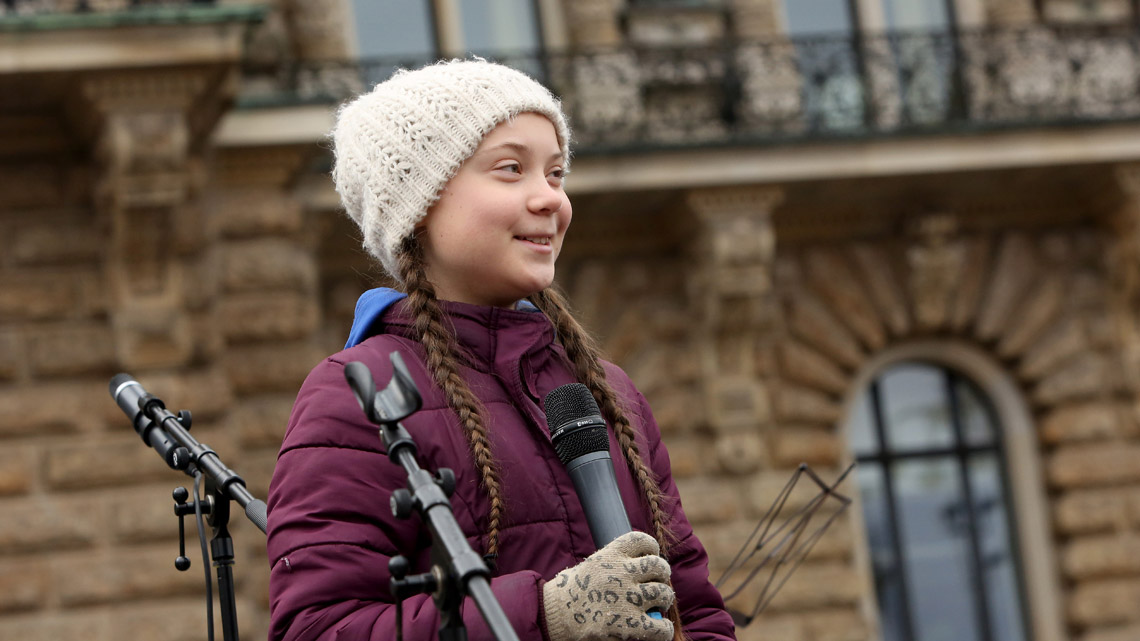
(3, 1, 1140, 641)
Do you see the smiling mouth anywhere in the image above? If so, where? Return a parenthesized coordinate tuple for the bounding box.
(516, 236, 551, 245)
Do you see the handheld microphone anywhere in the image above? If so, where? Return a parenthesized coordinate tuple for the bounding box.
(544, 383, 632, 547)
(543, 383, 664, 620)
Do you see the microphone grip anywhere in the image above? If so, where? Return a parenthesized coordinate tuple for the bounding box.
(565, 451, 632, 548)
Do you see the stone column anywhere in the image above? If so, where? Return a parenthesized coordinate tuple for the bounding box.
(563, 0, 624, 49)
(285, 0, 351, 60)
(732, 0, 783, 39)
(688, 186, 783, 474)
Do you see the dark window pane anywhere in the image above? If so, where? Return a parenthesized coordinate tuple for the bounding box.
(881, 364, 955, 452)
(894, 457, 981, 641)
(970, 454, 1026, 641)
(459, 0, 541, 55)
(351, 0, 435, 59)
(856, 464, 906, 641)
(848, 390, 879, 456)
(883, 0, 951, 31)
(782, 0, 854, 36)
(954, 376, 996, 447)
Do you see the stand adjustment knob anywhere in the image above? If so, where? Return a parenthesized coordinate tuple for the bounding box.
(390, 488, 414, 520)
(173, 487, 192, 571)
(436, 468, 456, 497)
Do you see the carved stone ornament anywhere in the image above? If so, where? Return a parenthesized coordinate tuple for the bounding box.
(907, 213, 966, 330)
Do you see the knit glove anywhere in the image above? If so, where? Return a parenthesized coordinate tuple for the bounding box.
(542, 531, 675, 641)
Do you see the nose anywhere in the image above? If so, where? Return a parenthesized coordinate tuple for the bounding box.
(527, 177, 563, 215)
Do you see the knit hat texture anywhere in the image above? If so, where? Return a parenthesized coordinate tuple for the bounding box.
(331, 59, 571, 281)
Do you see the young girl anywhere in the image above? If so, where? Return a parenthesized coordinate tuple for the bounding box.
(266, 59, 736, 641)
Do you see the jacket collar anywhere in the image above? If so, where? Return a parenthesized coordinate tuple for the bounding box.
(346, 287, 553, 371)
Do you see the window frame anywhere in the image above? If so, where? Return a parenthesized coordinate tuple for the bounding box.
(841, 340, 1065, 641)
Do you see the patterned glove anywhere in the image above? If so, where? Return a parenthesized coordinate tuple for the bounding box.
(542, 531, 675, 641)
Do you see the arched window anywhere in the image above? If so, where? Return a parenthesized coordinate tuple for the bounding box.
(847, 362, 1031, 641)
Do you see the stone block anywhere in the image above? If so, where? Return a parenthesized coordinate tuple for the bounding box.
(780, 340, 848, 395)
(0, 557, 49, 612)
(224, 342, 326, 395)
(0, 381, 105, 436)
(675, 477, 741, 524)
(51, 547, 201, 606)
(716, 432, 767, 475)
(0, 610, 106, 641)
(646, 387, 703, 436)
(181, 249, 220, 311)
(805, 250, 886, 351)
(106, 486, 181, 543)
(656, 435, 709, 479)
(1019, 315, 1090, 382)
(1065, 533, 1140, 579)
(976, 234, 1038, 342)
(1068, 578, 1140, 625)
(1081, 623, 1140, 641)
(231, 393, 295, 448)
(703, 376, 771, 433)
(1054, 487, 1140, 533)
(851, 244, 909, 337)
(1048, 443, 1140, 488)
(220, 239, 317, 294)
(45, 436, 180, 490)
(216, 188, 304, 238)
(736, 615, 804, 641)
(762, 561, 862, 611)
(27, 323, 116, 377)
(110, 303, 195, 371)
(0, 271, 81, 321)
(140, 366, 234, 421)
(220, 292, 320, 342)
(0, 329, 25, 380)
(804, 607, 867, 641)
(776, 384, 841, 424)
(108, 600, 206, 641)
(1041, 403, 1125, 444)
(1034, 352, 1114, 406)
(238, 449, 280, 500)
(786, 293, 864, 370)
(997, 271, 1064, 359)
(950, 236, 992, 333)
(0, 447, 33, 496)
(0, 495, 99, 553)
(771, 426, 841, 467)
(9, 220, 103, 266)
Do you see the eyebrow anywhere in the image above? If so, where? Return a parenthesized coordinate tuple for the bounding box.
(481, 141, 563, 162)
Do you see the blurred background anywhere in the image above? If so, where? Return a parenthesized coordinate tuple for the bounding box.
(2, 1, 1140, 640)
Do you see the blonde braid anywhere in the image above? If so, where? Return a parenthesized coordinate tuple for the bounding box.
(530, 287, 685, 639)
(397, 237, 506, 559)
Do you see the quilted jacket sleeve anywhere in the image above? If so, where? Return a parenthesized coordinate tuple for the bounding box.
(266, 354, 546, 641)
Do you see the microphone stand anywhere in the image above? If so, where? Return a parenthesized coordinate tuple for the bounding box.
(344, 352, 519, 641)
(110, 375, 268, 641)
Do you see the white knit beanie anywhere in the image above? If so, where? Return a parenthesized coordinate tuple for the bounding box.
(331, 58, 572, 281)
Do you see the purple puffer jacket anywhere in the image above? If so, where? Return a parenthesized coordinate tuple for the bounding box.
(266, 298, 736, 641)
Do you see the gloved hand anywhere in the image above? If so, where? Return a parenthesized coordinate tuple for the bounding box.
(542, 531, 675, 641)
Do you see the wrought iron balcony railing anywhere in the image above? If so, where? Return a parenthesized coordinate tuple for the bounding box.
(1, 0, 215, 16)
(242, 24, 1140, 153)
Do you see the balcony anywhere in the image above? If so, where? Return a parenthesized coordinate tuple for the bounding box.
(238, 24, 1140, 154)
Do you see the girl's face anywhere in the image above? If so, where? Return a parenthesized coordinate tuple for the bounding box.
(419, 112, 572, 308)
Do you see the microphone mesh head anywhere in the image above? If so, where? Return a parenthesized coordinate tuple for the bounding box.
(544, 383, 610, 465)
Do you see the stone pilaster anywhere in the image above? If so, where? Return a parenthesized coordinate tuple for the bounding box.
(1107, 164, 1140, 393)
(688, 186, 782, 446)
(81, 69, 224, 371)
(563, 0, 624, 49)
(284, 0, 350, 60)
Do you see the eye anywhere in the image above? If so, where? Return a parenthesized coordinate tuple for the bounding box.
(495, 162, 522, 174)
(548, 168, 566, 183)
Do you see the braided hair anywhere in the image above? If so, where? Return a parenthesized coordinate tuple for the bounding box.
(396, 235, 682, 638)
